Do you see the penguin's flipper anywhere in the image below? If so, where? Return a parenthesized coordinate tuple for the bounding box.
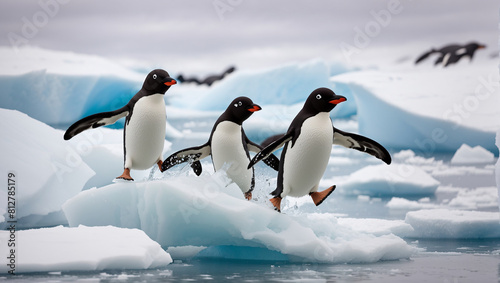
(434, 54, 445, 66)
(64, 106, 129, 140)
(415, 49, 436, 64)
(444, 52, 462, 67)
(190, 160, 203, 176)
(247, 133, 292, 169)
(260, 134, 286, 148)
(161, 143, 211, 173)
(333, 127, 391, 165)
(245, 137, 280, 171)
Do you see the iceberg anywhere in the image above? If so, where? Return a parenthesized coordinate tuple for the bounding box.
(0, 108, 171, 229)
(62, 172, 415, 263)
(0, 225, 172, 273)
(497, 129, 500, 213)
(332, 163, 440, 197)
(0, 47, 145, 126)
(0, 109, 94, 227)
(331, 64, 500, 154)
(404, 209, 500, 239)
(169, 59, 357, 118)
(450, 144, 495, 165)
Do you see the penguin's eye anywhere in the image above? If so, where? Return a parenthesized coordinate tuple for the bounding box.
(238, 101, 242, 106)
(153, 74, 157, 80)
(316, 94, 322, 100)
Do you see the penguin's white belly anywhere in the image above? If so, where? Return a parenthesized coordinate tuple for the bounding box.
(282, 113, 333, 197)
(125, 94, 166, 170)
(211, 121, 253, 193)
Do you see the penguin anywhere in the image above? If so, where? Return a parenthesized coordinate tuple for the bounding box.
(415, 42, 486, 67)
(64, 69, 177, 181)
(161, 97, 280, 200)
(248, 87, 391, 212)
(177, 66, 236, 86)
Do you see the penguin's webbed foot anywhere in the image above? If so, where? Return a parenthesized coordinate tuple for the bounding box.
(116, 168, 134, 181)
(157, 160, 163, 172)
(310, 185, 336, 206)
(244, 191, 252, 201)
(270, 197, 281, 213)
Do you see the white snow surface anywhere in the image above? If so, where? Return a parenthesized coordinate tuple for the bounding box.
(62, 172, 415, 264)
(0, 225, 172, 273)
(331, 163, 440, 197)
(451, 144, 495, 164)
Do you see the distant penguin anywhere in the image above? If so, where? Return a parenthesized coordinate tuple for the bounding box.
(248, 88, 391, 212)
(177, 66, 236, 86)
(161, 97, 279, 200)
(64, 69, 177, 181)
(415, 42, 486, 67)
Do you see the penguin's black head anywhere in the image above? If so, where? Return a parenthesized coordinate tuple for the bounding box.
(224, 96, 261, 124)
(466, 42, 486, 52)
(143, 69, 177, 94)
(304, 87, 346, 113)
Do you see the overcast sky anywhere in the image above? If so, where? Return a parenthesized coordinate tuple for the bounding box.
(1, 0, 497, 74)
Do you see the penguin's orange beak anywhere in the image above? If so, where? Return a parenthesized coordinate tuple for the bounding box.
(478, 44, 486, 49)
(247, 105, 262, 112)
(329, 96, 347, 105)
(164, 79, 177, 86)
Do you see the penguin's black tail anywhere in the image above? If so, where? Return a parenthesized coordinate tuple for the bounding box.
(415, 49, 436, 64)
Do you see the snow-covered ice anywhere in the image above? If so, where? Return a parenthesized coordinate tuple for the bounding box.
(0, 47, 145, 126)
(0, 108, 171, 229)
(451, 144, 495, 164)
(62, 172, 415, 263)
(0, 225, 172, 273)
(386, 197, 440, 211)
(170, 59, 356, 119)
(331, 163, 440, 197)
(0, 109, 94, 226)
(405, 209, 500, 239)
(331, 64, 500, 153)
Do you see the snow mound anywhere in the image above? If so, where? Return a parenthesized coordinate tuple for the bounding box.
(331, 64, 500, 153)
(62, 173, 414, 263)
(335, 164, 440, 197)
(405, 209, 500, 239)
(0, 109, 94, 225)
(0, 225, 172, 273)
(451, 144, 495, 165)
